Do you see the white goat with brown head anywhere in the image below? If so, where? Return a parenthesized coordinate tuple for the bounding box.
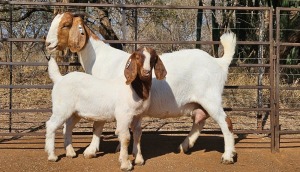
(45, 47, 166, 171)
(45, 12, 237, 165)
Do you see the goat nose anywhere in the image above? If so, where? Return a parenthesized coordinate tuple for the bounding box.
(45, 42, 51, 47)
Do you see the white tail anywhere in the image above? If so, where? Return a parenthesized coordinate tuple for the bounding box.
(219, 31, 237, 67)
(48, 57, 62, 83)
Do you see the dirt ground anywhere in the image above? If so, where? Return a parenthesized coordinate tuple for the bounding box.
(0, 134, 300, 172)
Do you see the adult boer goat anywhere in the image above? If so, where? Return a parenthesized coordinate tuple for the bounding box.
(45, 47, 166, 171)
(45, 12, 237, 164)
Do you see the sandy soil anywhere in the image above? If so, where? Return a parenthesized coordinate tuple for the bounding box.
(0, 134, 300, 172)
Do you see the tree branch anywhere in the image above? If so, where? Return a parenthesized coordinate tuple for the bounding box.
(0, 8, 52, 22)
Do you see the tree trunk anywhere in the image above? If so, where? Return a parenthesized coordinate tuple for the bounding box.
(211, 0, 220, 57)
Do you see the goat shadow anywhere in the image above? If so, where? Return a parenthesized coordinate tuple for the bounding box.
(73, 134, 229, 162)
(137, 134, 226, 161)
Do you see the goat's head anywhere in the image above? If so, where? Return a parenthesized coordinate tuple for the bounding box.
(124, 47, 167, 85)
(45, 12, 88, 53)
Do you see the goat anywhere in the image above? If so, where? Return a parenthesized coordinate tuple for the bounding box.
(45, 12, 237, 164)
(45, 47, 167, 171)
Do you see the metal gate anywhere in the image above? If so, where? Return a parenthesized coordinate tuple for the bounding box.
(0, 2, 299, 152)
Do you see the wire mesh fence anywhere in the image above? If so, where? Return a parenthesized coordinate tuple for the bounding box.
(0, 2, 299, 152)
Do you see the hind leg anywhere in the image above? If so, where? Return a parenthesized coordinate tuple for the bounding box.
(84, 121, 105, 158)
(219, 115, 236, 164)
(63, 115, 81, 158)
(201, 101, 236, 164)
(179, 108, 208, 153)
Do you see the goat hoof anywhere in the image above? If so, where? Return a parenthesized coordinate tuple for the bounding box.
(84, 153, 96, 159)
(120, 160, 133, 171)
(134, 159, 144, 166)
(178, 144, 188, 154)
(66, 147, 76, 158)
(48, 155, 58, 162)
(66, 152, 76, 158)
(83, 148, 97, 159)
(221, 151, 237, 164)
(221, 158, 234, 164)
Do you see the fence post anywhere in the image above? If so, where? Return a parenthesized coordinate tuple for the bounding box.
(8, 2, 13, 133)
(272, 7, 281, 152)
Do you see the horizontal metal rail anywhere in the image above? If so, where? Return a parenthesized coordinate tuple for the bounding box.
(0, 129, 271, 137)
(0, 107, 273, 113)
(0, 85, 53, 89)
(0, 62, 81, 66)
(0, 1, 273, 11)
(0, 38, 273, 45)
(0, 109, 51, 113)
(0, 85, 271, 89)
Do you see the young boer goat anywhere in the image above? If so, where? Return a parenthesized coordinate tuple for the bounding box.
(45, 47, 167, 171)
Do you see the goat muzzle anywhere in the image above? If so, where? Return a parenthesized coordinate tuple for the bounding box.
(141, 69, 151, 77)
(45, 42, 51, 47)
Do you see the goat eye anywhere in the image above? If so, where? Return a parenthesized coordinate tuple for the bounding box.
(62, 26, 69, 30)
(62, 23, 71, 28)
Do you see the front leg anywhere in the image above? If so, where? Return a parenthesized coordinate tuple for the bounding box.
(131, 116, 144, 165)
(116, 117, 133, 171)
(64, 115, 81, 158)
(84, 121, 105, 158)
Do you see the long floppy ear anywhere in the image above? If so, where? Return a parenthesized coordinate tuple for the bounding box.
(124, 53, 137, 85)
(154, 56, 167, 80)
(68, 17, 87, 53)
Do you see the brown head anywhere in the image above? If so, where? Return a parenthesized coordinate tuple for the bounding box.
(124, 47, 167, 100)
(45, 12, 97, 53)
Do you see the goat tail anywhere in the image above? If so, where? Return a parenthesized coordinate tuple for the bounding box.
(219, 31, 236, 67)
(48, 57, 62, 83)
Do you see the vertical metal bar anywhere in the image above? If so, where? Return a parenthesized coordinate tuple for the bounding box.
(134, 7, 138, 50)
(9, 2, 13, 133)
(121, 0, 126, 41)
(269, 7, 276, 153)
(257, 7, 265, 131)
(274, 7, 281, 152)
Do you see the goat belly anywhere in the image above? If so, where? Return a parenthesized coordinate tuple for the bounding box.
(78, 112, 115, 122)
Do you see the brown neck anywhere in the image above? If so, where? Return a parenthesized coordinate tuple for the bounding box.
(131, 76, 152, 100)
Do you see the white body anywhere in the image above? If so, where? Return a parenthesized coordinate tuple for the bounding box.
(51, 72, 149, 122)
(46, 13, 237, 165)
(45, 57, 150, 170)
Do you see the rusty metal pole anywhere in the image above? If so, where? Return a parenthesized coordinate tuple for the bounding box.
(134, 8, 138, 50)
(257, 7, 265, 131)
(8, 1, 13, 133)
(121, 0, 126, 48)
(269, 7, 276, 153)
(274, 7, 281, 152)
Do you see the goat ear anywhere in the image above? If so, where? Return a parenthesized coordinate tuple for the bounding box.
(154, 56, 167, 80)
(124, 54, 137, 85)
(68, 17, 87, 53)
